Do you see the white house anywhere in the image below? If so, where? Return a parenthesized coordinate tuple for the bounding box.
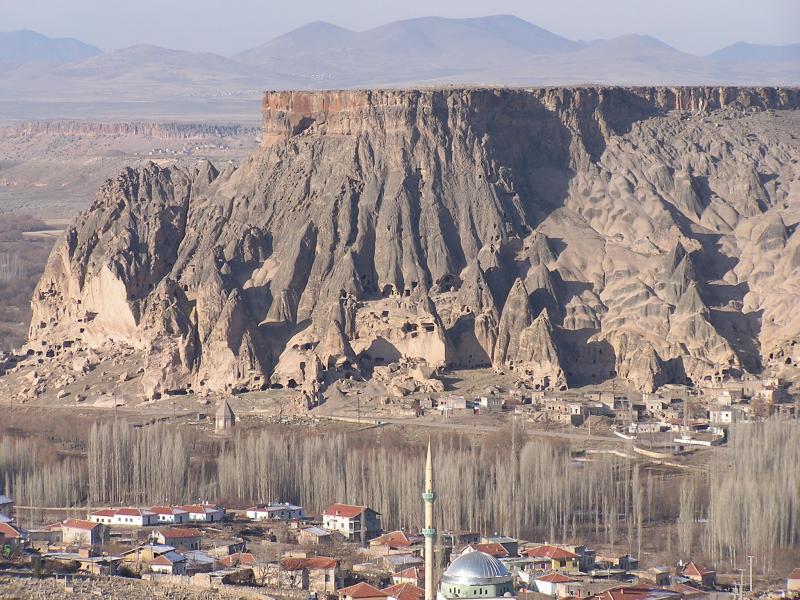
(89, 508, 158, 527)
(246, 502, 304, 521)
(534, 572, 580, 596)
(149, 506, 190, 524)
(150, 550, 187, 575)
(322, 503, 382, 541)
(477, 396, 502, 411)
(177, 504, 225, 523)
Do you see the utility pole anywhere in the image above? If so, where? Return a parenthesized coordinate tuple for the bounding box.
(739, 568, 744, 600)
(747, 555, 754, 592)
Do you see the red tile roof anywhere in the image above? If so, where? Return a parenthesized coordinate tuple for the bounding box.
(682, 563, 715, 577)
(117, 508, 149, 517)
(591, 584, 682, 600)
(470, 542, 509, 558)
(372, 530, 413, 548)
(62, 519, 99, 531)
(536, 572, 578, 583)
(323, 503, 369, 519)
(789, 568, 800, 581)
(667, 583, 708, 597)
(178, 504, 222, 514)
(339, 582, 389, 599)
(281, 558, 308, 571)
(150, 506, 188, 516)
(91, 507, 152, 517)
(525, 545, 579, 560)
(384, 583, 424, 600)
(306, 557, 338, 570)
(0, 523, 23, 539)
(158, 527, 202, 539)
(218, 552, 256, 568)
(395, 566, 424, 581)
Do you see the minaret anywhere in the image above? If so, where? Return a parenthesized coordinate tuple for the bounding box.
(422, 438, 437, 600)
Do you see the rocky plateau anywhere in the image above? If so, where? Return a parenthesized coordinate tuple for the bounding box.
(20, 86, 800, 400)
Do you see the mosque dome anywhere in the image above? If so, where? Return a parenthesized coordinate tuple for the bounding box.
(441, 551, 512, 585)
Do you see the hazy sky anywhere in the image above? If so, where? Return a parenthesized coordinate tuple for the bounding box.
(1, 0, 798, 56)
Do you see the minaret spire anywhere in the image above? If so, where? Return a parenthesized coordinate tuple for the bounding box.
(422, 437, 437, 600)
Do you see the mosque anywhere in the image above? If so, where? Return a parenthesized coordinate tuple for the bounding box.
(422, 441, 515, 600)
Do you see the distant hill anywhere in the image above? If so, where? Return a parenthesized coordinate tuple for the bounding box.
(235, 15, 582, 82)
(0, 18, 797, 121)
(0, 30, 102, 63)
(709, 41, 800, 62)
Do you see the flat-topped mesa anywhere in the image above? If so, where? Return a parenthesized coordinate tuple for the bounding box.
(24, 85, 800, 399)
(261, 86, 800, 146)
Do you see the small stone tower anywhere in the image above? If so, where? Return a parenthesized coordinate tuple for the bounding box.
(215, 398, 235, 432)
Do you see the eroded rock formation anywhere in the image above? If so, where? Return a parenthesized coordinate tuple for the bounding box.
(28, 86, 800, 394)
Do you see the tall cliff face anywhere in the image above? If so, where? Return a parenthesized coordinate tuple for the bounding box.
(28, 86, 800, 395)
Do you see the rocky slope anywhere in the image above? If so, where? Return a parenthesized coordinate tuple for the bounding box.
(26, 86, 800, 396)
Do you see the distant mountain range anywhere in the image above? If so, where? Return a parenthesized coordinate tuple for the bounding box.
(0, 16, 797, 121)
(0, 30, 101, 63)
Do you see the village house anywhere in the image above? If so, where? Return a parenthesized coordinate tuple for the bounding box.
(392, 566, 424, 586)
(440, 531, 481, 547)
(217, 551, 257, 569)
(383, 553, 424, 573)
(477, 396, 502, 412)
(0, 522, 25, 548)
(465, 542, 509, 559)
(631, 567, 672, 587)
(0, 494, 13, 520)
(339, 581, 389, 600)
(384, 582, 425, 600)
(482, 535, 519, 557)
(177, 503, 225, 523)
(299, 526, 332, 545)
(787, 567, 800, 592)
(121, 544, 178, 574)
(563, 545, 596, 572)
(246, 502, 304, 521)
(148, 506, 189, 524)
(149, 550, 187, 575)
(89, 507, 159, 527)
(61, 519, 109, 546)
(667, 583, 709, 600)
(370, 530, 421, 554)
(524, 544, 581, 571)
(708, 406, 745, 424)
(322, 503, 382, 541)
(183, 550, 216, 574)
(207, 538, 247, 558)
(589, 584, 682, 600)
(681, 562, 716, 587)
(154, 527, 203, 551)
(278, 556, 342, 593)
(534, 572, 580, 596)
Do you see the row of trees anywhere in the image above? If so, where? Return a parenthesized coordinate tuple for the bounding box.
(2, 418, 798, 570)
